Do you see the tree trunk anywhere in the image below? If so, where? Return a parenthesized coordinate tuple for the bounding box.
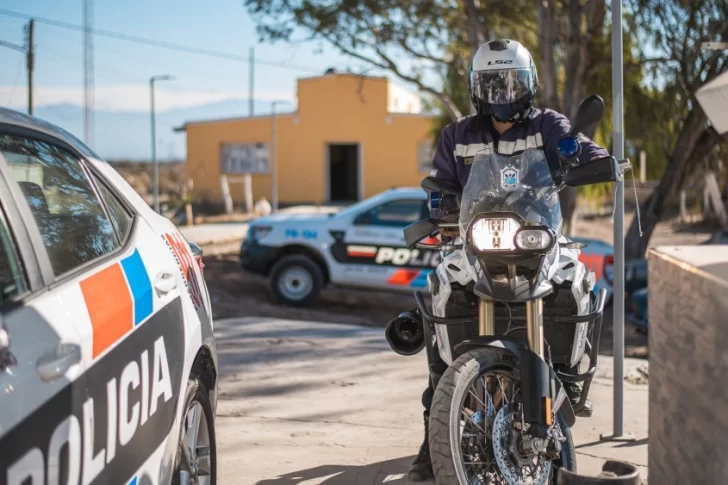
(624, 109, 710, 260)
(537, 0, 559, 110)
(461, 0, 489, 58)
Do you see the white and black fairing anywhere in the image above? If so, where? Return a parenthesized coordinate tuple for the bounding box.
(425, 148, 596, 367)
(458, 148, 566, 301)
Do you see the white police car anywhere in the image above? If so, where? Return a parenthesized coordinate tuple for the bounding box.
(240, 189, 614, 306)
(0, 108, 217, 485)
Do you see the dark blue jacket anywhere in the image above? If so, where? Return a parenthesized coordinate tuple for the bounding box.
(430, 108, 609, 190)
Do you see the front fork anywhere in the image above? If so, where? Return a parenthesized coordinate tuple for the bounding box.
(478, 298, 554, 436)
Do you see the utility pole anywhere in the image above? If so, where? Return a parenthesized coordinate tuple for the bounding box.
(83, 0, 95, 146)
(249, 46, 255, 116)
(0, 21, 33, 115)
(25, 19, 34, 115)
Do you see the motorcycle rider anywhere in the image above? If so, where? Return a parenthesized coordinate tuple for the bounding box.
(408, 38, 609, 482)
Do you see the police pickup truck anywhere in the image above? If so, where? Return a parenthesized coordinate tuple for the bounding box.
(240, 188, 615, 306)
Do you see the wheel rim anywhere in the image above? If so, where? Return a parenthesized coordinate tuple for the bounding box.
(277, 266, 313, 301)
(178, 400, 212, 485)
(453, 369, 556, 485)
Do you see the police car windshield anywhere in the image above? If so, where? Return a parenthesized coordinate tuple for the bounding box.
(459, 148, 562, 234)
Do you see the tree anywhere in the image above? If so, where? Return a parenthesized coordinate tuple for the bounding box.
(244, 0, 538, 122)
(624, 0, 728, 259)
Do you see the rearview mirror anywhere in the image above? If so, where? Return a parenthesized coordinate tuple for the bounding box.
(404, 219, 439, 249)
(421, 176, 462, 196)
(569, 95, 605, 137)
(563, 156, 617, 187)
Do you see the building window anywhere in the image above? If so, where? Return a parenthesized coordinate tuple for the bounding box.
(221, 143, 270, 174)
(419, 141, 434, 173)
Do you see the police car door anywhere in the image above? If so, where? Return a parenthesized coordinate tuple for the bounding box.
(342, 197, 436, 289)
(0, 134, 184, 485)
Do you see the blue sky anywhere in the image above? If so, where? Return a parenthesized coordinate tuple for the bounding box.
(0, 0, 388, 112)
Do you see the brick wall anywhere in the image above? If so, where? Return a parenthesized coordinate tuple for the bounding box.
(648, 247, 728, 484)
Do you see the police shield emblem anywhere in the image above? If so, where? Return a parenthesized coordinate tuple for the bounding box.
(500, 165, 520, 191)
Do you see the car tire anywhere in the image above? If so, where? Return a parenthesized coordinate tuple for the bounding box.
(172, 378, 217, 485)
(269, 254, 324, 306)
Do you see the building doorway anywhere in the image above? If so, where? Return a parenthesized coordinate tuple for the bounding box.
(327, 144, 359, 202)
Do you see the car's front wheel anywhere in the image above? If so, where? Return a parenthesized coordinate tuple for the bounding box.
(269, 254, 324, 306)
(172, 378, 216, 485)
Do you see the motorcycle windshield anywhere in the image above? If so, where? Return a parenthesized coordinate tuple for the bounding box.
(459, 148, 562, 235)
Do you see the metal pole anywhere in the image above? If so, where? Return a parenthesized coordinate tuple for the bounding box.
(151, 78, 159, 213)
(271, 101, 278, 212)
(249, 47, 255, 116)
(26, 19, 34, 115)
(600, 0, 633, 442)
(150, 75, 174, 213)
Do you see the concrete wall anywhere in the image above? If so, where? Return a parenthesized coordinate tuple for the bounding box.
(648, 245, 728, 484)
(183, 74, 435, 205)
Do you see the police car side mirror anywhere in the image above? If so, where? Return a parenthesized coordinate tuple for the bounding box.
(404, 219, 438, 249)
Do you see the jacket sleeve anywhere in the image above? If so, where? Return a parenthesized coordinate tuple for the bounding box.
(430, 124, 458, 186)
(428, 125, 460, 219)
(542, 109, 609, 172)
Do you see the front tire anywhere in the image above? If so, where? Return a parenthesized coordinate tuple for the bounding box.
(429, 348, 575, 485)
(172, 378, 217, 485)
(269, 254, 324, 306)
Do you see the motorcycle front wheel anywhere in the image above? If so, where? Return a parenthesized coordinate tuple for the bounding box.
(429, 348, 576, 485)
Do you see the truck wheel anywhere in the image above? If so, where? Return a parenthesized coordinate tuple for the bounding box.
(269, 254, 324, 306)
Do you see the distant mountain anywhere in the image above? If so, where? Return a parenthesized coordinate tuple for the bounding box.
(31, 99, 295, 161)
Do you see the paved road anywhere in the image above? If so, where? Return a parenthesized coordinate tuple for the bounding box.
(214, 318, 648, 485)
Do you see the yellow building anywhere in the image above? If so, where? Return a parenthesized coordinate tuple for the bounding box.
(177, 73, 436, 205)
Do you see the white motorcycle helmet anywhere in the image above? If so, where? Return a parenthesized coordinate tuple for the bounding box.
(469, 39, 539, 122)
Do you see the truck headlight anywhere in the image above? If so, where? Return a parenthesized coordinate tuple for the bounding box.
(515, 229, 553, 251)
(470, 217, 520, 251)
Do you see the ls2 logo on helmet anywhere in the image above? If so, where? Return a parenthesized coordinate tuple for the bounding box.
(487, 60, 513, 65)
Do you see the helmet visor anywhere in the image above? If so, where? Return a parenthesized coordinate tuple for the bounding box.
(470, 68, 534, 105)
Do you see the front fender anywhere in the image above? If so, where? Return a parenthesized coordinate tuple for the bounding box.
(454, 336, 576, 429)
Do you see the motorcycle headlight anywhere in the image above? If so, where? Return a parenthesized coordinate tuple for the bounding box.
(470, 217, 520, 251)
(515, 229, 553, 251)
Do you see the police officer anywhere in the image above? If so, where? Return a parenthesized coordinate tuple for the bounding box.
(408, 39, 609, 482)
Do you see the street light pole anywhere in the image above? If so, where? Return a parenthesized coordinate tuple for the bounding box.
(270, 101, 279, 212)
(150, 75, 174, 213)
(601, 0, 635, 443)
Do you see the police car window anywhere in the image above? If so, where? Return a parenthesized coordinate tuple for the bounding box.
(0, 212, 26, 302)
(0, 135, 118, 277)
(93, 174, 133, 243)
(370, 199, 425, 226)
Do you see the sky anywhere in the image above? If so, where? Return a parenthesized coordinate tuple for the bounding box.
(0, 0, 390, 113)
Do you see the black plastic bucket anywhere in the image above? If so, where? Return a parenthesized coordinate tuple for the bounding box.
(557, 460, 641, 485)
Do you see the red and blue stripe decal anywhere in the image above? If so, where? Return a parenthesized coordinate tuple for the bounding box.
(80, 249, 154, 358)
(388, 269, 432, 288)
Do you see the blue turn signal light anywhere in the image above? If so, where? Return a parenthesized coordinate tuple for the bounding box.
(557, 137, 581, 159)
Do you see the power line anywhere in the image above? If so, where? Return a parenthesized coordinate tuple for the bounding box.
(0, 8, 322, 74)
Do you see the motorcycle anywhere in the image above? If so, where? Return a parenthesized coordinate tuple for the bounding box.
(386, 95, 623, 484)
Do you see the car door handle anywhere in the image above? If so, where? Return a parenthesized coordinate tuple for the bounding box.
(36, 343, 82, 382)
(154, 271, 178, 295)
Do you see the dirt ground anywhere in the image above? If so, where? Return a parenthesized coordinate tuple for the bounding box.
(203, 252, 649, 359)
